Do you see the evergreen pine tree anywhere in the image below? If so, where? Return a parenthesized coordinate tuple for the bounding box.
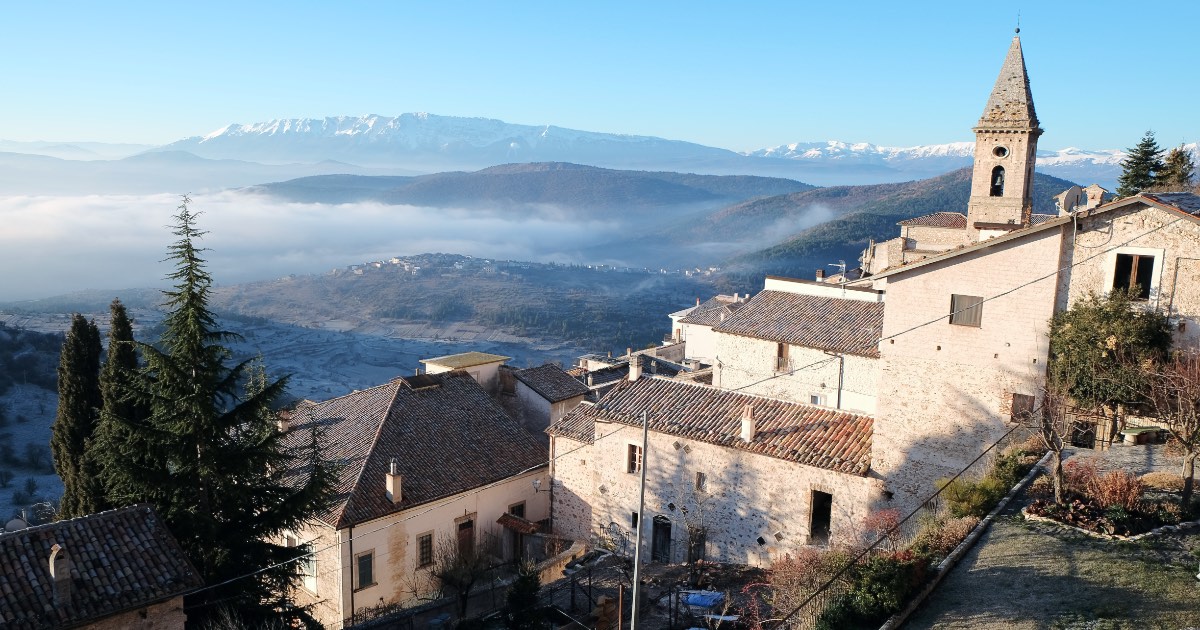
(1116, 130, 1166, 198)
(1156, 145, 1197, 191)
(51, 314, 104, 518)
(95, 298, 149, 509)
(97, 197, 335, 627)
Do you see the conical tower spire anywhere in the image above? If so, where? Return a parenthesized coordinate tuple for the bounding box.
(976, 34, 1040, 131)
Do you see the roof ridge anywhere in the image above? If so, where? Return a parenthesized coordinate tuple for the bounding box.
(333, 380, 403, 528)
(622, 375, 874, 419)
(0, 503, 153, 539)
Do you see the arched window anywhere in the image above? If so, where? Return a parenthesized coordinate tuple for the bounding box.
(990, 166, 1005, 197)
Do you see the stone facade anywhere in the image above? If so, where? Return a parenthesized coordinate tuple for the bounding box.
(869, 227, 1063, 510)
(713, 334, 878, 414)
(562, 421, 881, 566)
(548, 435, 594, 541)
(81, 597, 188, 630)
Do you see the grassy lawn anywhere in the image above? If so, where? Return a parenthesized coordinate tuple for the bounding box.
(906, 500, 1200, 629)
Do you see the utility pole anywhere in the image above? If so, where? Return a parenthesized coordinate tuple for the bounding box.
(630, 410, 649, 628)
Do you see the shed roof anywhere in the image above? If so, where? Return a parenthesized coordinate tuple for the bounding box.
(420, 351, 510, 370)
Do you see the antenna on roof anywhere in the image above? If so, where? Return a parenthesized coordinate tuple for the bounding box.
(1015, 11, 1020, 34)
(827, 260, 848, 295)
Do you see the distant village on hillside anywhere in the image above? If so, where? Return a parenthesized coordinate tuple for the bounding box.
(3, 33, 1200, 630)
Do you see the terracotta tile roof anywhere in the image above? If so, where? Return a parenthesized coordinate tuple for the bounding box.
(897, 212, 967, 229)
(284, 371, 547, 529)
(514, 364, 589, 403)
(712, 290, 883, 358)
(496, 512, 540, 535)
(678, 295, 745, 327)
(0, 504, 202, 629)
(549, 377, 872, 475)
(1143, 192, 1200, 215)
(420, 351, 510, 370)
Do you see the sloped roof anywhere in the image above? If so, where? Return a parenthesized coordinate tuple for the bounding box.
(0, 505, 202, 629)
(977, 35, 1040, 130)
(285, 371, 547, 529)
(548, 377, 872, 476)
(514, 364, 589, 403)
(897, 212, 967, 229)
(420, 351, 510, 370)
(866, 192, 1200, 280)
(1030, 213, 1056, 225)
(712, 290, 883, 357)
(679, 294, 745, 327)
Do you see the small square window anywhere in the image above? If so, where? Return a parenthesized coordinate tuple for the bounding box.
(627, 444, 643, 474)
(1113, 253, 1154, 300)
(631, 512, 639, 529)
(695, 471, 707, 492)
(417, 533, 434, 568)
(509, 502, 526, 519)
(809, 393, 826, 406)
(949, 294, 983, 327)
(354, 550, 375, 590)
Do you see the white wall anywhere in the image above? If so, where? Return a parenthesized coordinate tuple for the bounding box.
(713, 334, 878, 414)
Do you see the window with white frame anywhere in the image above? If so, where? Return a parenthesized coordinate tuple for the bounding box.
(627, 444, 643, 474)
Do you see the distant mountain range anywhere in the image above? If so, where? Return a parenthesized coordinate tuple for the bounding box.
(3, 113, 1193, 194)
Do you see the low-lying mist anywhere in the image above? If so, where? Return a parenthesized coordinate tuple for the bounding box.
(0, 191, 627, 302)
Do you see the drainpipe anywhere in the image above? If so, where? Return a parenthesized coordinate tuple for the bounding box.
(348, 525, 355, 627)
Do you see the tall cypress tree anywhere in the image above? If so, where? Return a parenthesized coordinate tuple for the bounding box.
(51, 314, 104, 518)
(96, 197, 334, 627)
(1116, 130, 1166, 198)
(95, 298, 149, 509)
(1157, 145, 1197, 191)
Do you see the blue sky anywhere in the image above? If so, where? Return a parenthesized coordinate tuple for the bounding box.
(2, 1, 1195, 151)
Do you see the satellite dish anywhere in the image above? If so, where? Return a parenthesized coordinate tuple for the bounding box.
(4, 517, 29, 532)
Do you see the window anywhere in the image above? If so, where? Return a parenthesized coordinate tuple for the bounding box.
(775, 342, 789, 372)
(417, 532, 434, 568)
(809, 393, 826, 406)
(1113, 253, 1155, 300)
(694, 471, 707, 492)
(949, 294, 983, 327)
(301, 551, 317, 593)
(990, 166, 1005, 196)
(631, 511, 639, 529)
(354, 550, 375, 590)
(810, 491, 833, 544)
(627, 444, 643, 474)
(1010, 393, 1035, 422)
(509, 502, 526, 519)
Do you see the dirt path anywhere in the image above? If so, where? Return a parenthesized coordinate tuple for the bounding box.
(905, 445, 1200, 630)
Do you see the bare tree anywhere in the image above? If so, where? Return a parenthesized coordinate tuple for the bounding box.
(432, 528, 500, 619)
(1143, 353, 1200, 506)
(1029, 386, 1073, 505)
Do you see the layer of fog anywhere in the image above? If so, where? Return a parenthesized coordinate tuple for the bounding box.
(0, 191, 625, 301)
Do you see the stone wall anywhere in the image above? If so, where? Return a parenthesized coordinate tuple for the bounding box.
(563, 421, 882, 567)
(712, 333, 878, 414)
(873, 227, 1063, 511)
(549, 435, 594, 541)
(84, 596, 188, 630)
(903, 225, 967, 251)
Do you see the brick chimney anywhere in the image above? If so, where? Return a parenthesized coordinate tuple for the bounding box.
(385, 458, 403, 504)
(49, 543, 71, 605)
(815, 268, 826, 282)
(740, 403, 755, 442)
(276, 409, 291, 432)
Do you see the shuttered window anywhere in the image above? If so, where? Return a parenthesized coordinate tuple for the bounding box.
(949, 294, 983, 327)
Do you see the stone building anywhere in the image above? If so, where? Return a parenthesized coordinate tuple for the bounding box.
(419, 351, 510, 393)
(669, 293, 749, 365)
(710, 276, 883, 414)
(546, 371, 880, 566)
(511, 363, 589, 432)
(0, 504, 202, 629)
(280, 371, 548, 629)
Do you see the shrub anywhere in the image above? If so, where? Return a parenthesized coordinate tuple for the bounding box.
(1141, 471, 1185, 493)
(861, 508, 903, 551)
(23, 443, 49, 471)
(12, 489, 30, 505)
(768, 547, 854, 617)
(940, 476, 1007, 518)
(1088, 470, 1144, 512)
(1028, 475, 1054, 500)
(910, 515, 980, 559)
(1064, 458, 1099, 496)
(992, 451, 1033, 488)
(23, 477, 38, 495)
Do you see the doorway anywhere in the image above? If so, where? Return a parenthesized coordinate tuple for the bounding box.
(651, 516, 672, 563)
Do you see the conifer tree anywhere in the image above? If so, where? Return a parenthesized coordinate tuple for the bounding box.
(95, 298, 149, 509)
(51, 314, 104, 518)
(1156, 145, 1196, 191)
(97, 197, 334, 627)
(1116, 130, 1166, 198)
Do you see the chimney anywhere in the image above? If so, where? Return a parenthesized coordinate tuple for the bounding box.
(815, 269, 826, 282)
(276, 410, 290, 433)
(695, 297, 701, 306)
(414, 368, 422, 376)
(587, 372, 595, 387)
(626, 347, 632, 359)
(385, 458, 403, 504)
(628, 358, 641, 382)
(49, 544, 71, 605)
(740, 403, 755, 442)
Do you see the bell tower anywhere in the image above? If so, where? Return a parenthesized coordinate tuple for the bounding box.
(966, 30, 1042, 242)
